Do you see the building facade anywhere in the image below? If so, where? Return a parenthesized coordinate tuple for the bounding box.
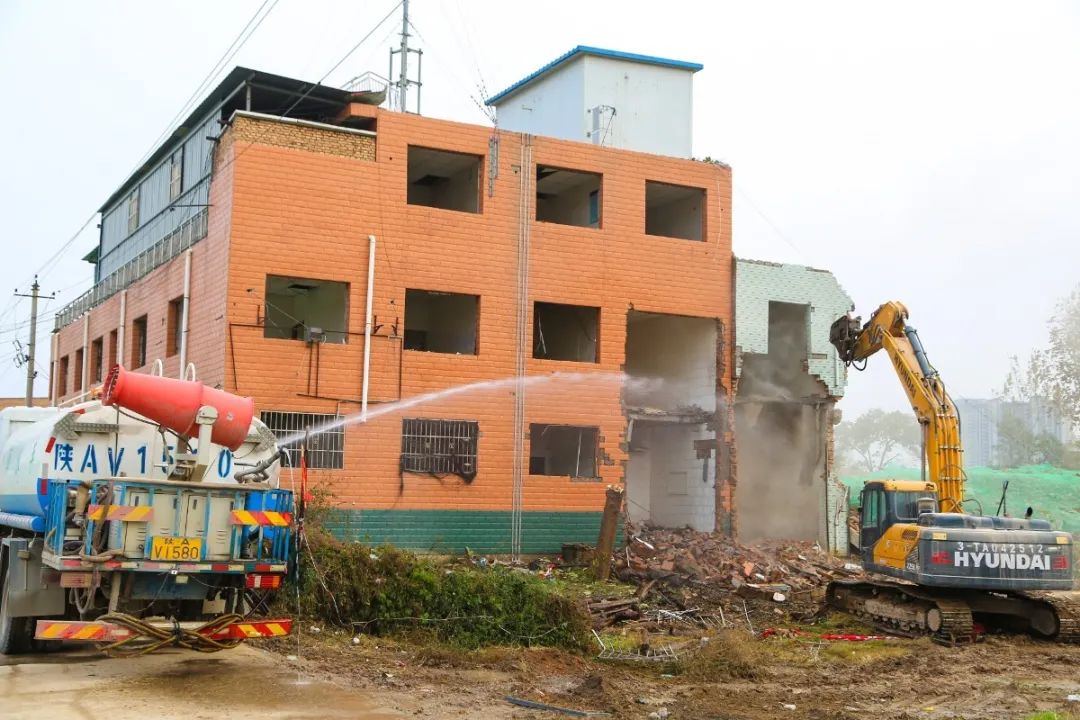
(955, 397, 1072, 468)
(52, 64, 733, 554)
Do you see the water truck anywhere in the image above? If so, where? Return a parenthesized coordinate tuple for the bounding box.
(0, 366, 294, 655)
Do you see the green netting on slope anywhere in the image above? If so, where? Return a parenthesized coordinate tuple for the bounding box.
(840, 465, 1080, 534)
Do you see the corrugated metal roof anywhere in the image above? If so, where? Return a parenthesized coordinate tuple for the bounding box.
(486, 46, 703, 106)
(99, 67, 351, 213)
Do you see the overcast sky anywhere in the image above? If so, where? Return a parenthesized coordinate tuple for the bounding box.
(0, 0, 1077, 417)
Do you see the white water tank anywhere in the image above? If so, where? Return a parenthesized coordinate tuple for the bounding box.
(487, 46, 702, 158)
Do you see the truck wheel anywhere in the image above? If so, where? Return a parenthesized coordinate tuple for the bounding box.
(0, 553, 34, 655)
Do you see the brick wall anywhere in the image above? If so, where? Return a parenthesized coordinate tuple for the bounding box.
(52, 152, 234, 401)
(53, 106, 734, 548)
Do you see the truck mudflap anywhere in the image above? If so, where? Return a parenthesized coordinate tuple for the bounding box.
(34, 615, 293, 656)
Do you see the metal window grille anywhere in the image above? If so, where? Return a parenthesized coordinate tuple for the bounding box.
(260, 411, 344, 470)
(400, 419, 478, 481)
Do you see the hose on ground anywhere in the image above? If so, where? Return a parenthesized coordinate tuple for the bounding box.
(93, 613, 246, 657)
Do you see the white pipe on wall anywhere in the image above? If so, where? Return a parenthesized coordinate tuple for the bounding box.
(178, 249, 193, 379)
(117, 290, 127, 369)
(361, 234, 376, 421)
(81, 312, 90, 391)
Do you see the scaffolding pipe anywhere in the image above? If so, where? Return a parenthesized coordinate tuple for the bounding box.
(361, 235, 376, 421)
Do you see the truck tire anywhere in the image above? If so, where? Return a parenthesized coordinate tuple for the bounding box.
(0, 550, 34, 655)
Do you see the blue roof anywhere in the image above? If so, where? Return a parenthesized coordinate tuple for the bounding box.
(485, 46, 703, 105)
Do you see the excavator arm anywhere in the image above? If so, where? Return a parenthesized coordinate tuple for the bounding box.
(830, 301, 965, 512)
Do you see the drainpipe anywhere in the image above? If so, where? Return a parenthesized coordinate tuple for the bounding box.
(117, 290, 127, 368)
(178, 249, 193, 379)
(361, 234, 376, 421)
(81, 312, 90, 392)
(49, 333, 58, 405)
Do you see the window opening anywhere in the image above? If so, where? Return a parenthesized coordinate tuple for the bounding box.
(127, 190, 140, 235)
(403, 289, 479, 354)
(400, 418, 478, 481)
(264, 275, 349, 343)
(645, 181, 704, 241)
(529, 424, 599, 478)
(73, 348, 84, 393)
(407, 146, 482, 213)
(169, 150, 184, 201)
(533, 302, 599, 362)
(90, 337, 104, 384)
(167, 297, 185, 357)
(131, 315, 148, 368)
(535, 165, 602, 228)
(260, 411, 344, 469)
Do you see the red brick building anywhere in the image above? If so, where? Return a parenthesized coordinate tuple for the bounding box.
(52, 60, 735, 553)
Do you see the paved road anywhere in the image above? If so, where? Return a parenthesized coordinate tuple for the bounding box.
(0, 644, 406, 720)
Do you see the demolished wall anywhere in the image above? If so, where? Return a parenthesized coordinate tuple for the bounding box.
(732, 259, 853, 551)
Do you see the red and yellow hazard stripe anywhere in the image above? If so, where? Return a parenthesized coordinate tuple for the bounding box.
(229, 510, 292, 526)
(86, 505, 153, 522)
(35, 618, 293, 643)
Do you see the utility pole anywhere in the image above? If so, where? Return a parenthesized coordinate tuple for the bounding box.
(398, 0, 410, 112)
(15, 276, 52, 407)
(388, 0, 422, 114)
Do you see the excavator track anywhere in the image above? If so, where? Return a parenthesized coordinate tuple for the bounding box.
(827, 580, 1080, 644)
(1015, 591, 1080, 642)
(826, 579, 975, 644)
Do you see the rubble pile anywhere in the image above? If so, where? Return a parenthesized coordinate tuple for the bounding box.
(612, 524, 864, 615)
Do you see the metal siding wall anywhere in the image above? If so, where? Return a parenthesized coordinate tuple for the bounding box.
(96, 109, 219, 280)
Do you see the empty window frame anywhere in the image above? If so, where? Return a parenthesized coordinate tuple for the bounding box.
(535, 166, 602, 228)
(403, 289, 479, 354)
(169, 150, 184, 202)
(400, 418, 479, 481)
(127, 189, 140, 235)
(58, 356, 69, 397)
(107, 329, 118, 371)
(131, 315, 148, 368)
(73, 348, 84, 393)
(264, 275, 349, 343)
(167, 296, 185, 357)
(533, 302, 599, 362)
(260, 411, 344, 469)
(407, 146, 481, 213)
(90, 337, 104, 384)
(645, 181, 704, 241)
(529, 424, 599, 478)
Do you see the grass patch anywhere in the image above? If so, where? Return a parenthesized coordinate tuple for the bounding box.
(673, 630, 765, 681)
(287, 533, 590, 650)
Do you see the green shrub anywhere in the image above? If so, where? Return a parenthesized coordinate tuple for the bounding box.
(285, 534, 589, 650)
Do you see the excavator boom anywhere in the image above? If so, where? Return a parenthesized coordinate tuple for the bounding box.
(830, 301, 964, 512)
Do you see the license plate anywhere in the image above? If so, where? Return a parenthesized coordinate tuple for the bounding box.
(150, 536, 203, 562)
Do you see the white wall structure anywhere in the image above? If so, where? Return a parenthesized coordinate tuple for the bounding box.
(734, 259, 855, 397)
(488, 47, 702, 158)
(733, 259, 855, 553)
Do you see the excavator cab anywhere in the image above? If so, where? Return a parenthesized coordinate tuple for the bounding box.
(858, 480, 939, 559)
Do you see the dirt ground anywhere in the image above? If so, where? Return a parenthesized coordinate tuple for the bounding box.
(274, 617, 1080, 720)
(2, 619, 1080, 720)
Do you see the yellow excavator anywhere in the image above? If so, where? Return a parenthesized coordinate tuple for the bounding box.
(828, 301, 1078, 642)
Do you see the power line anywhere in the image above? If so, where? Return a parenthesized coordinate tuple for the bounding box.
(2, 0, 283, 321)
(212, 1, 404, 180)
(126, 0, 281, 177)
(735, 184, 807, 259)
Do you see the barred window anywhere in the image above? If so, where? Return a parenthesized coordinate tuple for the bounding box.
(400, 419, 478, 481)
(260, 411, 344, 469)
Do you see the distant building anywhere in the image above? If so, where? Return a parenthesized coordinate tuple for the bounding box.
(955, 397, 1071, 467)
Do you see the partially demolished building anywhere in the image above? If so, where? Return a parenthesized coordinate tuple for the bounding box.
(50, 47, 852, 554)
